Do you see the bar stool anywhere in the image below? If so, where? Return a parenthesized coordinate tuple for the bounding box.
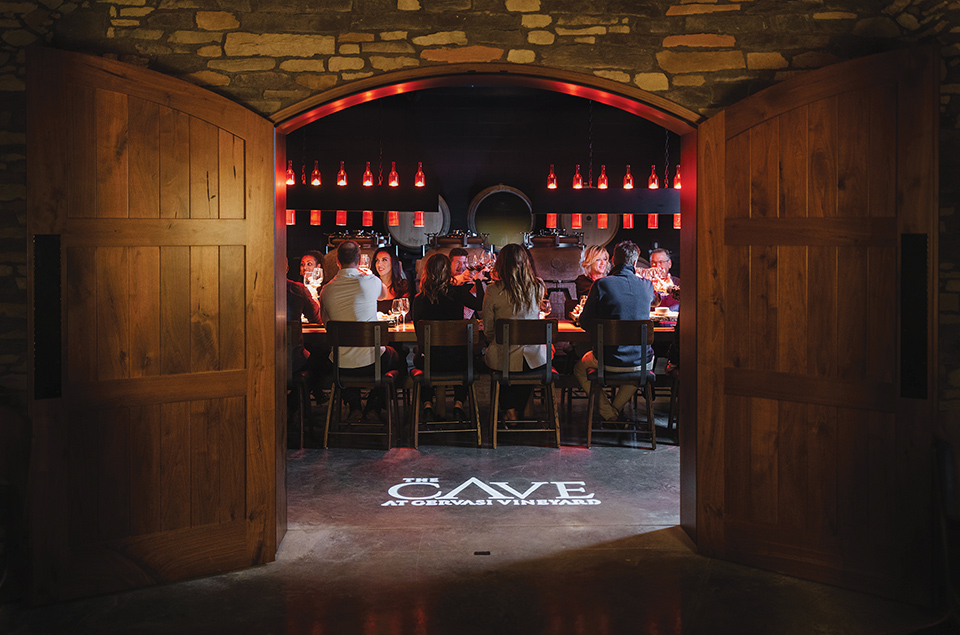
(322, 321, 400, 449)
(584, 319, 656, 449)
(489, 318, 561, 448)
(410, 320, 482, 448)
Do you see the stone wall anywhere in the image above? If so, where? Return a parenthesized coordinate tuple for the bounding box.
(1, 0, 959, 407)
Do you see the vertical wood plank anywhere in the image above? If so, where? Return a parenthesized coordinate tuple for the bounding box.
(160, 401, 190, 531)
(750, 118, 779, 219)
(808, 97, 837, 219)
(749, 397, 778, 524)
(779, 106, 808, 219)
(160, 246, 190, 375)
(723, 394, 751, 520)
(750, 245, 778, 372)
(190, 117, 220, 219)
(68, 410, 99, 544)
(128, 97, 160, 219)
(191, 246, 220, 372)
(219, 246, 245, 370)
(778, 246, 807, 374)
(778, 401, 808, 535)
(130, 246, 161, 377)
(724, 131, 750, 369)
(837, 89, 870, 219)
(219, 130, 245, 219)
(837, 246, 868, 380)
(866, 246, 896, 383)
(808, 404, 838, 537)
(191, 399, 220, 527)
(66, 84, 96, 219)
(869, 84, 897, 219)
(220, 396, 245, 523)
(159, 106, 190, 219)
(96, 247, 129, 380)
(130, 403, 162, 535)
(96, 89, 129, 219)
(98, 407, 131, 541)
(66, 246, 97, 381)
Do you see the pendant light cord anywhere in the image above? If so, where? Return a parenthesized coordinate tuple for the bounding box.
(664, 129, 670, 188)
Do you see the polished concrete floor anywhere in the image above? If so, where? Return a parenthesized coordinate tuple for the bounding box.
(2, 382, 950, 634)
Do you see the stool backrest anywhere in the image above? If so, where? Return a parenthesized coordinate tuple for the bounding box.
(416, 319, 479, 385)
(325, 321, 388, 387)
(493, 318, 558, 385)
(589, 319, 653, 385)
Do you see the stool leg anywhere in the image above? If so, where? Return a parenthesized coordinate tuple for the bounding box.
(645, 382, 656, 450)
(323, 383, 338, 449)
(470, 383, 482, 448)
(491, 381, 501, 449)
(412, 382, 421, 449)
(585, 382, 597, 448)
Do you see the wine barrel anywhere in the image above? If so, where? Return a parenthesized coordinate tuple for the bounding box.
(385, 196, 451, 249)
(560, 213, 618, 247)
(467, 185, 533, 249)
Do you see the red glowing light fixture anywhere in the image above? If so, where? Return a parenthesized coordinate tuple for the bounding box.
(572, 165, 583, 189)
(673, 213, 681, 229)
(362, 161, 373, 187)
(310, 161, 321, 186)
(597, 165, 608, 189)
(387, 210, 399, 226)
(546, 213, 557, 229)
(623, 164, 634, 189)
(546, 164, 557, 190)
(414, 162, 425, 187)
(388, 162, 399, 187)
(571, 213, 583, 229)
(622, 213, 634, 229)
(673, 165, 681, 190)
(286, 209, 296, 225)
(362, 210, 373, 226)
(647, 165, 659, 189)
(309, 209, 321, 225)
(648, 214, 659, 229)
(414, 211, 425, 227)
(285, 161, 295, 186)
(336, 209, 347, 226)
(597, 213, 608, 229)
(337, 161, 347, 186)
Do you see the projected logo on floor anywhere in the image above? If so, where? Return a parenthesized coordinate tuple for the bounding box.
(381, 478, 601, 507)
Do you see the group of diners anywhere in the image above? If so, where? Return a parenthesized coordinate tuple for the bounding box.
(288, 238, 679, 429)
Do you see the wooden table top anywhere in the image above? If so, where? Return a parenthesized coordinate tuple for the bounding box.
(302, 320, 674, 343)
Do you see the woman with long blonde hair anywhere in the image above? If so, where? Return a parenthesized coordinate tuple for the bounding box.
(482, 243, 547, 421)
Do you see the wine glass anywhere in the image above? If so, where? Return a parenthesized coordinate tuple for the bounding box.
(539, 297, 552, 320)
(398, 297, 410, 330)
(359, 253, 371, 273)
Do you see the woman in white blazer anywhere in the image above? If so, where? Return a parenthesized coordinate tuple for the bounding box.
(482, 243, 548, 421)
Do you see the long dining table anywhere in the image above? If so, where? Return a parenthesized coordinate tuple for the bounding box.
(301, 319, 675, 343)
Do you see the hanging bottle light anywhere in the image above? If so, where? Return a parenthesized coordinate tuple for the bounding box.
(648, 214, 659, 229)
(286, 209, 296, 225)
(571, 213, 583, 229)
(623, 213, 634, 229)
(597, 213, 608, 230)
(388, 162, 399, 187)
(414, 162, 425, 187)
(673, 165, 681, 190)
(310, 161, 321, 186)
(337, 161, 347, 187)
(648, 165, 659, 189)
(546, 164, 557, 190)
(336, 210, 347, 226)
(309, 210, 321, 225)
(623, 164, 634, 189)
(414, 211, 425, 227)
(597, 165, 608, 189)
(285, 161, 295, 186)
(572, 165, 583, 189)
(387, 210, 399, 226)
(362, 161, 374, 187)
(673, 213, 681, 229)
(546, 213, 558, 229)
(362, 210, 373, 226)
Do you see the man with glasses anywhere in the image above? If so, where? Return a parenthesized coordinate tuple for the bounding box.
(649, 248, 679, 311)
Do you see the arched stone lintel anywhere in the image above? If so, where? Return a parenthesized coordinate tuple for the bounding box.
(272, 63, 701, 135)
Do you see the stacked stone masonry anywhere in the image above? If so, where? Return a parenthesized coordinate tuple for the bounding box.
(1, 0, 959, 407)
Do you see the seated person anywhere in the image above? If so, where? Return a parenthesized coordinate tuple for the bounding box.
(648, 247, 679, 311)
(298, 250, 324, 283)
(482, 243, 548, 422)
(374, 249, 410, 301)
(448, 247, 485, 319)
(319, 240, 398, 422)
(574, 240, 657, 422)
(411, 253, 485, 420)
(575, 245, 610, 299)
(286, 259, 325, 409)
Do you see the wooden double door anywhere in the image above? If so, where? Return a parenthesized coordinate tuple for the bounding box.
(27, 47, 937, 604)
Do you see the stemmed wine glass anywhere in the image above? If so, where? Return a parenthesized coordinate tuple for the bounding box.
(304, 266, 322, 298)
(398, 297, 410, 330)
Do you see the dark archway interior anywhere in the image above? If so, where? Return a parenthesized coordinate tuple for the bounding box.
(284, 85, 682, 270)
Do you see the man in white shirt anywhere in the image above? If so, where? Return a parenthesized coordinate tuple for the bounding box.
(319, 240, 398, 421)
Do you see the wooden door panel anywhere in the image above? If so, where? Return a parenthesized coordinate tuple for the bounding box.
(698, 48, 937, 602)
(28, 47, 277, 603)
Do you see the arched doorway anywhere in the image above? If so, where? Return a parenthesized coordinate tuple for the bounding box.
(272, 63, 701, 539)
